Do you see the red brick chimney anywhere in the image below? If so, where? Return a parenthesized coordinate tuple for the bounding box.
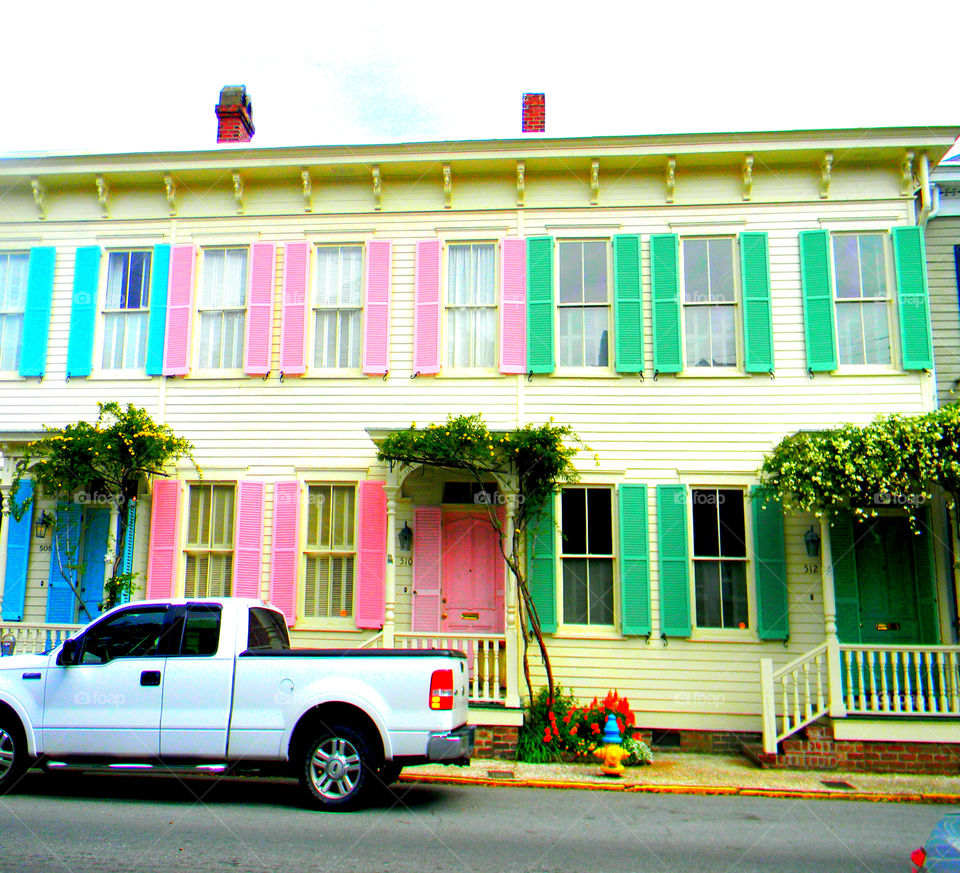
(215, 86, 255, 143)
(522, 93, 545, 133)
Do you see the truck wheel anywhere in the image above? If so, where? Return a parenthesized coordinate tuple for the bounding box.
(0, 720, 28, 795)
(300, 724, 375, 809)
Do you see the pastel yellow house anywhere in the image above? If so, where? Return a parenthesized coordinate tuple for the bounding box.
(1, 125, 958, 770)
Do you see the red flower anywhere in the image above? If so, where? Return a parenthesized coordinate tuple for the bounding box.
(548, 711, 557, 724)
(563, 714, 571, 723)
(591, 723, 601, 735)
(570, 725, 578, 736)
(616, 717, 624, 733)
(543, 729, 552, 743)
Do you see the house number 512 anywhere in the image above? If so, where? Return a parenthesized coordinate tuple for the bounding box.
(803, 563, 819, 574)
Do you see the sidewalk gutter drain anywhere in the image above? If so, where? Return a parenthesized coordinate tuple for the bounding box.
(820, 780, 855, 790)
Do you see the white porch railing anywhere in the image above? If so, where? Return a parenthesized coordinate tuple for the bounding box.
(761, 641, 960, 753)
(0, 622, 83, 656)
(391, 633, 507, 704)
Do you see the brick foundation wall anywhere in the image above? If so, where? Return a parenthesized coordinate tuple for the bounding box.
(473, 725, 519, 759)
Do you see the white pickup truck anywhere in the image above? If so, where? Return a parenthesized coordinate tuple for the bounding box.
(0, 598, 474, 808)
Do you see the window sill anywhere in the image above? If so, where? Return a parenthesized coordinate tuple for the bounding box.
(549, 368, 619, 379)
(89, 371, 155, 380)
(293, 618, 364, 632)
(302, 369, 367, 379)
(829, 366, 907, 376)
(688, 629, 758, 644)
(187, 369, 248, 379)
(675, 369, 751, 379)
(436, 368, 504, 378)
(554, 625, 625, 641)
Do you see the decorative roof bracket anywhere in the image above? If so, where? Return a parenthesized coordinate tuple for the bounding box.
(901, 151, 915, 196)
(590, 160, 600, 205)
(442, 163, 452, 209)
(96, 175, 110, 217)
(820, 152, 833, 199)
(301, 169, 313, 213)
(232, 172, 244, 214)
(516, 160, 525, 207)
(371, 165, 382, 211)
(742, 155, 753, 201)
(163, 174, 177, 216)
(665, 157, 676, 203)
(31, 178, 46, 219)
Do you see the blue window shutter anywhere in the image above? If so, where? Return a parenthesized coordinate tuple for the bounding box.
(146, 244, 171, 376)
(19, 247, 57, 379)
(66, 246, 102, 379)
(78, 509, 110, 623)
(46, 504, 82, 624)
(1, 480, 35, 621)
(119, 498, 137, 604)
(656, 484, 691, 636)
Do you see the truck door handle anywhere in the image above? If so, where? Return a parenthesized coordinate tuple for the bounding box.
(140, 670, 161, 687)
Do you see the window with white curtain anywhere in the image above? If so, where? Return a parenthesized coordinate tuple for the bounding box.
(682, 238, 738, 368)
(558, 240, 610, 367)
(102, 251, 151, 370)
(0, 252, 28, 372)
(199, 248, 247, 369)
(446, 243, 496, 368)
(832, 233, 892, 366)
(184, 484, 235, 598)
(303, 484, 357, 619)
(313, 246, 362, 368)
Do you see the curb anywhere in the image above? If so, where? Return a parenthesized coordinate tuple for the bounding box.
(399, 772, 960, 804)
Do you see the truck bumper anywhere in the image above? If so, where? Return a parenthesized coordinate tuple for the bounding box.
(426, 724, 475, 763)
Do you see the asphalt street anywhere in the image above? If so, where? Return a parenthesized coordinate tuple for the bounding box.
(0, 771, 948, 873)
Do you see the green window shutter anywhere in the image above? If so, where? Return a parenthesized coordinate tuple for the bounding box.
(892, 226, 933, 371)
(751, 494, 788, 639)
(912, 508, 939, 645)
(656, 484, 691, 636)
(618, 484, 650, 634)
(526, 236, 555, 374)
(830, 513, 860, 644)
(613, 234, 643, 373)
(526, 497, 557, 633)
(19, 246, 57, 379)
(799, 230, 837, 372)
(650, 234, 682, 374)
(740, 232, 774, 373)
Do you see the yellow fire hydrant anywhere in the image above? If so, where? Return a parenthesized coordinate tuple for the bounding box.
(594, 713, 631, 776)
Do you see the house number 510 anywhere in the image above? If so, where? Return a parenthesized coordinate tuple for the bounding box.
(397, 556, 413, 567)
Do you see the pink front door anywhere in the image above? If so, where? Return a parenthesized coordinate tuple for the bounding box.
(441, 511, 504, 634)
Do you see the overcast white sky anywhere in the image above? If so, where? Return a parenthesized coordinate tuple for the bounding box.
(3, 1, 958, 156)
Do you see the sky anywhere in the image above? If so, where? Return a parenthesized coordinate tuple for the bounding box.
(2, 1, 959, 157)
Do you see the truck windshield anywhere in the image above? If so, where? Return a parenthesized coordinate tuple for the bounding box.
(248, 608, 290, 651)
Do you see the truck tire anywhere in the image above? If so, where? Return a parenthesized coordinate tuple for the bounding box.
(0, 720, 28, 795)
(300, 724, 375, 810)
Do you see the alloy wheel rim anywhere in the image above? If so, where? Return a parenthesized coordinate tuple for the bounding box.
(0, 729, 15, 781)
(309, 737, 362, 800)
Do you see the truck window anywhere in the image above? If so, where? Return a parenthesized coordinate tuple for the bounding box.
(248, 608, 289, 651)
(78, 608, 167, 664)
(179, 605, 222, 656)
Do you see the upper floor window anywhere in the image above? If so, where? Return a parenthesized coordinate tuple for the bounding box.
(102, 251, 151, 370)
(558, 240, 609, 367)
(185, 484, 235, 597)
(304, 484, 357, 619)
(691, 488, 748, 630)
(560, 487, 614, 625)
(0, 252, 28, 372)
(313, 246, 362, 369)
(446, 243, 496, 368)
(199, 248, 247, 369)
(832, 233, 892, 366)
(682, 238, 738, 368)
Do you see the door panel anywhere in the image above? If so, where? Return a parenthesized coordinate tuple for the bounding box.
(441, 511, 504, 633)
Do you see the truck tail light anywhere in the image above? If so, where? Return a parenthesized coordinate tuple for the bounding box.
(910, 847, 926, 871)
(430, 669, 454, 710)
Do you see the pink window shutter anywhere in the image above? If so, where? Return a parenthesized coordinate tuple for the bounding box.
(244, 243, 276, 376)
(355, 480, 386, 629)
(146, 479, 181, 599)
(163, 245, 196, 376)
(362, 240, 391, 375)
(233, 481, 265, 599)
(413, 240, 441, 374)
(412, 505, 442, 632)
(270, 481, 300, 625)
(280, 242, 309, 376)
(500, 237, 527, 374)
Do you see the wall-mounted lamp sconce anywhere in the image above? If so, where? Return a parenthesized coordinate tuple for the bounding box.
(35, 510, 54, 540)
(803, 525, 821, 558)
(398, 521, 413, 552)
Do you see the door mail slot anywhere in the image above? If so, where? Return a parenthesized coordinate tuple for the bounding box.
(460, 613, 479, 620)
(875, 622, 901, 631)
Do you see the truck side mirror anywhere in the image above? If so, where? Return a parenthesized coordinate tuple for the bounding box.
(57, 638, 79, 666)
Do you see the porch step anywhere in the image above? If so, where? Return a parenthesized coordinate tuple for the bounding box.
(735, 737, 778, 770)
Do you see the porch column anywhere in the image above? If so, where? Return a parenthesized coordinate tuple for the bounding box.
(383, 480, 399, 648)
(0, 485, 10, 605)
(503, 490, 521, 708)
(819, 516, 847, 718)
(103, 501, 120, 603)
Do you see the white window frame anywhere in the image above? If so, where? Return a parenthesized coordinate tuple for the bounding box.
(680, 236, 741, 370)
(831, 232, 896, 368)
(556, 239, 612, 370)
(196, 247, 248, 372)
(0, 251, 29, 374)
(99, 249, 152, 373)
(444, 241, 498, 370)
(311, 245, 364, 372)
(301, 482, 358, 628)
(559, 485, 616, 628)
(184, 483, 235, 598)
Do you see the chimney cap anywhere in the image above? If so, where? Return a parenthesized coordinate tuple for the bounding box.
(218, 85, 252, 114)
